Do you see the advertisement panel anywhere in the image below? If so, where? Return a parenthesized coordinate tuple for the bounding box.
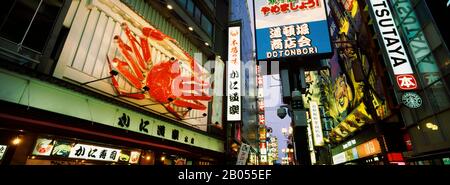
(369, 0, 417, 90)
(309, 101, 324, 146)
(227, 26, 242, 121)
(32, 138, 54, 156)
(236, 143, 250, 165)
(69, 144, 121, 162)
(356, 138, 382, 158)
(0, 145, 7, 160)
(51, 140, 73, 157)
(253, 0, 332, 60)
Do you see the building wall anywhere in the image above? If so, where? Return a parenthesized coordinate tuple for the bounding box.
(386, 0, 450, 158)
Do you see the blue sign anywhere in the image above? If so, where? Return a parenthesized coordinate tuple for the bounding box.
(253, 0, 332, 60)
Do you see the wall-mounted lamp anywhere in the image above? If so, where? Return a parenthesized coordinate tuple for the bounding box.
(12, 136, 22, 145)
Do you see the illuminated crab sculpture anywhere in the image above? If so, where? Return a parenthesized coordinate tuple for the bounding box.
(107, 23, 211, 120)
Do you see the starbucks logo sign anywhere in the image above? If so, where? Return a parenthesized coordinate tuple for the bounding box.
(402, 92, 422, 109)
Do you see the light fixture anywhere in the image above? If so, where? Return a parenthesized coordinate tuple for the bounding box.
(31, 156, 36, 159)
(204, 42, 209, 46)
(12, 136, 21, 145)
(167, 4, 173, 10)
(425, 122, 439, 131)
(146, 156, 151, 160)
(161, 156, 165, 161)
(188, 26, 194, 31)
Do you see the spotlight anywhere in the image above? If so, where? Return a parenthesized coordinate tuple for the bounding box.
(167, 4, 173, 10)
(188, 27, 194, 31)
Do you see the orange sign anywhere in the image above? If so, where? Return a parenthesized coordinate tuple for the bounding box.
(356, 138, 381, 158)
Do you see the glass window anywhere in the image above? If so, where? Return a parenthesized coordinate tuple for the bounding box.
(186, 0, 194, 16)
(411, 90, 434, 121)
(425, 80, 450, 111)
(418, 116, 446, 149)
(176, 0, 187, 8)
(0, 0, 63, 53)
(194, 6, 201, 23)
(201, 15, 213, 37)
(433, 45, 450, 76)
(414, 0, 432, 29)
(423, 23, 442, 50)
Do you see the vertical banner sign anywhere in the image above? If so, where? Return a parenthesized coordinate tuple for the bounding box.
(227, 26, 241, 121)
(309, 101, 324, 146)
(236, 143, 250, 165)
(0, 145, 7, 160)
(253, 0, 332, 60)
(369, 0, 417, 90)
(212, 57, 225, 128)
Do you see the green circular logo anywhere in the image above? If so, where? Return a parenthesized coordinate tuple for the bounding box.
(402, 92, 422, 109)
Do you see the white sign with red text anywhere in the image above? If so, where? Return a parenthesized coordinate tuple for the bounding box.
(227, 26, 241, 121)
(369, 0, 417, 90)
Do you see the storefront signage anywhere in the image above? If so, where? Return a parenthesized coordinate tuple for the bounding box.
(332, 138, 381, 164)
(53, 0, 211, 125)
(392, 0, 441, 86)
(32, 138, 54, 156)
(69, 144, 121, 162)
(236, 143, 250, 165)
(369, 0, 417, 90)
(129, 151, 141, 164)
(0, 145, 7, 160)
(253, 0, 332, 60)
(356, 138, 381, 159)
(51, 140, 73, 157)
(402, 92, 422, 109)
(260, 142, 267, 155)
(227, 26, 242, 121)
(309, 101, 324, 146)
(342, 139, 356, 150)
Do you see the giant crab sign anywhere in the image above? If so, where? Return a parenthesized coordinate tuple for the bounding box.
(107, 23, 211, 120)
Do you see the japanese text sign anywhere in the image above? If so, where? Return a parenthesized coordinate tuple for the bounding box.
(253, 0, 332, 60)
(227, 26, 241, 121)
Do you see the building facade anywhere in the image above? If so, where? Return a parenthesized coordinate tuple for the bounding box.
(379, 0, 450, 165)
(0, 0, 228, 165)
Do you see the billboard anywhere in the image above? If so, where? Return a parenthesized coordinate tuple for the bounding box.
(227, 26, 242, 121)
(253, 0, 332, 60)
(369, 0, 418, 90)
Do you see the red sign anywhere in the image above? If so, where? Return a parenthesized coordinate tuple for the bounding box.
(107, 23, 211, 120)
(396, 74, 418, 90)
(387, 153, 404, 162)
(259, 114, 266, 125)
(260, 0, 321, 16)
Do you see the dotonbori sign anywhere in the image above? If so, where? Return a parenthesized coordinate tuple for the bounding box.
(227, 26, 241, 121)
(369, 0, 418, 90)
(253, 0, 332, 60)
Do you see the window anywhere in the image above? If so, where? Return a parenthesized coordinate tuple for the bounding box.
(201, 15, 213, 37)
(194, 6, 201, 23)
(0, 0, 64, 53)
(426, 80, 450, 111)
(186, 0, 194, 15)
(176, 0, 187, 8)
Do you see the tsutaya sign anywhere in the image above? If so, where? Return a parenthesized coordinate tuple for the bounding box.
(369, 0, 418, 90)
(253, 0, 332, 60)
(227, 26, 241, 121)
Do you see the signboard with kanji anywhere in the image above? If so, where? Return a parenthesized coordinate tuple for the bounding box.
(227, 26, 242, 121)
(253, 0, 332, 60)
